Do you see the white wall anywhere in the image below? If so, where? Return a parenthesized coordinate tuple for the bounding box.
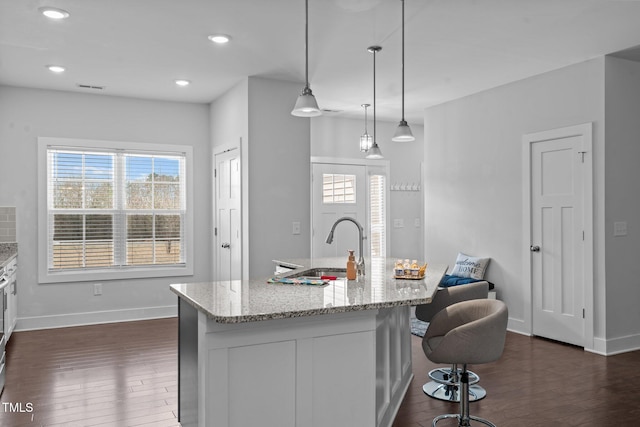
(247, 77, 311, 277)
(604, 56, 640, 350)
(311, 116, 425, 260)
(0, 85, 211, 330)
(210, 77, 311, 278)
(423, 59, 606, 347)
(210, 79, 250, 278)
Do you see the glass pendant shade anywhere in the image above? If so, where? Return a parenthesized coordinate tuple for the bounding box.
(360, 103, 373, 152)
(392, 120, 415, 142)
(360, 133, 373, 152)
(365, 142, 383, 159)
(292, 86, 321, 117)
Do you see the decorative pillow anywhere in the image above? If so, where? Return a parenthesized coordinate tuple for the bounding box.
(439, 275, 479, 287)
(450, 253, 490, 280)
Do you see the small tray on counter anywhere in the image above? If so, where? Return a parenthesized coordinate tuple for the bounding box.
(393, 273, 425, 280)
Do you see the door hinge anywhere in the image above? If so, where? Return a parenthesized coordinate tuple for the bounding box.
(583, 308, 585, 319)
(583, 230, 585, 241)
(214, 227, 217, 236)
(214, 169, 217, 178)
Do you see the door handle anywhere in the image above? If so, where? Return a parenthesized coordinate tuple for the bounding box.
(530, 245, 540, 252)
(221, 243, 231, 249)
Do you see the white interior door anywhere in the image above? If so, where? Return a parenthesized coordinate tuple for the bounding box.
(528, 125, 591, 347)
(214, 149, 241, 281)
(311, 163, 367, 259)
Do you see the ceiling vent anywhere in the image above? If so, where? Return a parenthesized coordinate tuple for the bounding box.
(76, 84, 105, 90)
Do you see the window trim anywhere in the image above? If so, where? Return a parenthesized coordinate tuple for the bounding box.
(38, 137, 194, 283)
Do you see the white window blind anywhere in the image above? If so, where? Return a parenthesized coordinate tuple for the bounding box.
(369, 174, 386, 257)
(47, 146, 186, 272)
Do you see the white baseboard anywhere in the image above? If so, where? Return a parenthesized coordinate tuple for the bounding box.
(15, 305, 177, 332)
(507, 317, 528, 336)
(589, 333, 640, 356)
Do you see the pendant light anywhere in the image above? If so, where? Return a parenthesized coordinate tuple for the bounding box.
(392, 0, 415, 142)
(366, 46, 383, 159)
(291, 0, 322, 117)
(359, 104, 373, 152)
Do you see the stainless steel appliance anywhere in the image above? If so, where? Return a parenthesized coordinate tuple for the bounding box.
(0, 264, 7, 395)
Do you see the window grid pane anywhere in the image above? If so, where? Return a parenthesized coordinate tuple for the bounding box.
(322, 174, 356, 204)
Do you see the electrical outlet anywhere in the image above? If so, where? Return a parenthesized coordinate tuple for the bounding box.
(393, 219, 404, 228)
(292, 221, 301, 235)
(614, 221, 627, 236)
(94, 283, 102, 296)
(414, 218, 421, 228)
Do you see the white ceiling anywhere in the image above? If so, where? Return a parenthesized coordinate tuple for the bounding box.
(3, 0, 640, 124)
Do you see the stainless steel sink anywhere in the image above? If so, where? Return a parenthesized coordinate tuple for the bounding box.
(287, 268, 346, 279)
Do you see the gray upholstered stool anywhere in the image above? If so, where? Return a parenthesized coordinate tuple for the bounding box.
(422, 299, 508, 427)
(415, 281, 489, 402)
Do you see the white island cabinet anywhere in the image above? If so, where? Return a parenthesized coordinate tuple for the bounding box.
(170, 257, 447, 427)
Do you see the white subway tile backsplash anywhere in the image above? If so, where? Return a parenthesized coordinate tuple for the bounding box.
(0, 207, 16, 242)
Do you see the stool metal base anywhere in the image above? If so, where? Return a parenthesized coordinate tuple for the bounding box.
(432, 413, 496, 427)
(431, 366, 496, 427)
(424, 366, 486, 402)
(429, 367, 480, 385)
(422, 381, 487, 402)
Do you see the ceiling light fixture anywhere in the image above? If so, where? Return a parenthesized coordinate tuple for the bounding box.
(392, 0, 415, 142)
(175, 79, 191, 87)
(359, 104, 373, 152)
(365, 46, 383, 160)
(47, 65, 66, 73)
(38, 7, 70, 20)
(208, 34, 230, 44)
(291, 0, 321, 117)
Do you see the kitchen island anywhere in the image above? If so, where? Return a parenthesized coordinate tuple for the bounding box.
(170, 257, 447, 427)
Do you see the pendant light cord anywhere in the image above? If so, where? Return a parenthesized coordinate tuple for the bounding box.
(373, 49, 377, 143)
(305, 0, 310, 88)
(401, 0, 405, 121)
(363, 105, 369, 133)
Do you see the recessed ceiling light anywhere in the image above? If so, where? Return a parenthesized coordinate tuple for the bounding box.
(47, 65, 66, 73)
(38, 7, 70, 19)
(175, 79, 191, 87)
(208, 34, 230, 44)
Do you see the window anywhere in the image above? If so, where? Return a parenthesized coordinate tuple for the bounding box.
(38, 138, 193, 283)
(322, 173, 356, 204)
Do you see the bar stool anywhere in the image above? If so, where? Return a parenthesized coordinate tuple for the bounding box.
(422, 299, 508, 427)
(415, 281, 489, 402)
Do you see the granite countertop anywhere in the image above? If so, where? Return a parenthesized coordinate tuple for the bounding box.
(0, 242, 18, 268)
(170, 257, 447, 324)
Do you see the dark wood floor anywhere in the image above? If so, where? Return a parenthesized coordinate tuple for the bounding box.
(2, 318, 639, 426)
(394, 331, 640, 427)
(1, 319, 180, 427)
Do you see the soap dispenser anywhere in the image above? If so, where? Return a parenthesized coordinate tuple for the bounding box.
(347, 250, 357, 280)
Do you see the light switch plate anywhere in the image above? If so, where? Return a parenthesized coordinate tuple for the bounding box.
(614, 221, 627, 236)
(292, 221, 301, 235)
(393, 219, 404, 228)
